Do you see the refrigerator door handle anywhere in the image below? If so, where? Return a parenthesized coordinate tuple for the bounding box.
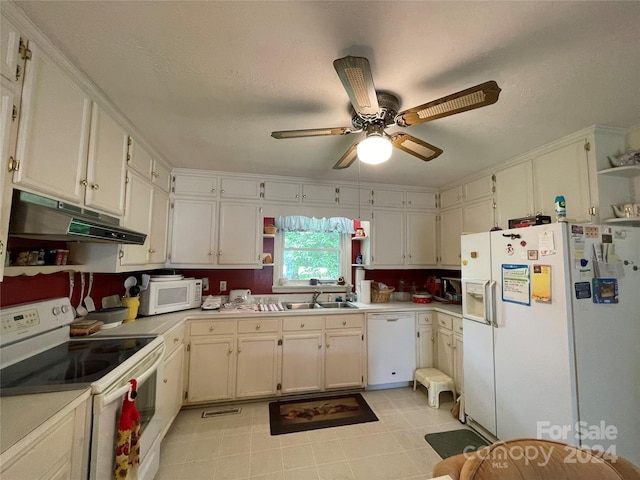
(488, 280, 498, 327)
(481, 280, 491, 325)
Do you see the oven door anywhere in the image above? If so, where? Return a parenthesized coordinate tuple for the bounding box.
(89, 343, 164, 480)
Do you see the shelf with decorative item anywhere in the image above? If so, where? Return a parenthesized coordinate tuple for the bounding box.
(597, 165, 640, 178)
(603, 217, 640, 227)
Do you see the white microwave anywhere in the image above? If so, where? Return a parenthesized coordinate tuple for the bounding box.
(139, 278, 202, 316)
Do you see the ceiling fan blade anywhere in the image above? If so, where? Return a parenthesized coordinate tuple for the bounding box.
(390, 133, 443, 162)
(332, 143, 359, 169)
(333, 56, 380, 117)
(271, 127, 358, 139)
(395, 80, 501, 127)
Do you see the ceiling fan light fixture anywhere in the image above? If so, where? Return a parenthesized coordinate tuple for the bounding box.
(357, 134, 392, 165)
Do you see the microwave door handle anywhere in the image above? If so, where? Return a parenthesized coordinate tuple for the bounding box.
(101, 346, 165, 406)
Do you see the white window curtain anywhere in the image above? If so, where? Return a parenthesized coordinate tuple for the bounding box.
(275, 216, 355, 234)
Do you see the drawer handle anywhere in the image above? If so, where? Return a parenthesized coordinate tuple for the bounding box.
(209, 326, 215, 332)
(300, 323, 305, 328)
(342, 320, 347, 326)
(256, 324, 261, 330)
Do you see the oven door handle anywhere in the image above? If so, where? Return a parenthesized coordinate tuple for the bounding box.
(101, 346, 164, 407)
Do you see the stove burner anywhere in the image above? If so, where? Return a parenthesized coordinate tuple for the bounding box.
(62, 359, 111, 381)
(91, 339, 142, 354)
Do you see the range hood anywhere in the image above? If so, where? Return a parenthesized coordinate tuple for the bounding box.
(9, 190, 147, 245)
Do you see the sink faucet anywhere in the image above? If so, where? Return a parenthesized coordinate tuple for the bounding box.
(311, 290, 322, 305)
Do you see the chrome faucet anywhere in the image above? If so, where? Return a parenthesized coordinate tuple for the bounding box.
(311, 290, 322, 305)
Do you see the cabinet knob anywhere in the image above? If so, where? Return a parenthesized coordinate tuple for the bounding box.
(209, 326, 215, 332)
(91, 184, 100, 190)
(256, 324, 261, 330)
(300, 323, 305, 328)
(342, 320, 347, 326)
(208, 251, 213, 256)
(211, 188, 216, 193)
(80, 179, 88, 186)
(148, 249, 156, 254)
(174, 338, 179, 343)
(163, 378, 168, 383)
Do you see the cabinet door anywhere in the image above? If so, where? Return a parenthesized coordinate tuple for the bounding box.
(464, 175, 494, 202)
(217, 202, 261, 266)
(371, 209, 404, 267)
(336, 185, 359, 206)
(236, 334, 279, 398)
(416, 325, 434, 369)
(302, 184, 337, 204)
(262, 180, 300, 202)
(173, 173, 218, 197)
(159, 343, 184, 436)
(372, 188, 404, 208)
(406, 191, 437, 209)
(14, 42, 91, 204)
(0, 16, 22, 83)
(436, 328, 454, 379)
(220, 177, 262, 200)
(149, 187, 169, 265)
(453, 334, 463, 395)
(463, 198, 495, 233)
(281, 333, 323, 394)
(187, 336, 235, 403)
(127, 138, 153, 179)
(440, 185, 462, 209)
(325, 331, 364, 389)
(120, 170, 153, 266)
(439, 207, 463, 266)
(533, 138, 592, 222)
(151, 160, 171, 193)
(169, 199, 216, 265)
(406, 211, 437, 266)
(494, 160, 534, 229)
(85, 104, 127, 215)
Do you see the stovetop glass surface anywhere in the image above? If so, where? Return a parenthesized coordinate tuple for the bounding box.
(0, 336, 156, 397)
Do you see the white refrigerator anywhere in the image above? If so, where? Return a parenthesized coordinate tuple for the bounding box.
(461, 222, 639, 464)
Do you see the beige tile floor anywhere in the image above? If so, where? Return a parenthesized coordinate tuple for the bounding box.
(155, 386, 462, 480)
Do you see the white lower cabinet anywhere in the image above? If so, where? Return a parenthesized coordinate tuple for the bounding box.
(434, 312, 464, 394)
(159, 324, 185, 439)
(416, 312, 435, 369)
(325, 331, 364, 390)
(281, 316, 323, 394)
(186, 319, 236, 403)
(236, 318, 280, 399)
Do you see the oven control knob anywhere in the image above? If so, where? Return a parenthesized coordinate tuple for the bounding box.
(52, 306, 62, 315)
(61, 305, 71, 314)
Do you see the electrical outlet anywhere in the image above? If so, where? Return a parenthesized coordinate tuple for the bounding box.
(202, 278, 209, 291)
(220, 280, 227, 292)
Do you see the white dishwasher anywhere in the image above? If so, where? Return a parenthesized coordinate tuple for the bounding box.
(367, 312, 416, 386)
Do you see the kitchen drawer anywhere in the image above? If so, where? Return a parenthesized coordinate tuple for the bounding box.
(163, 324, 186, 357)
(453, 316, 463, 335)
(283, 316, 323, 331)
(190, 319, 236, 336)
(238, 318, 279, 334)
(437, 313, 453, 331)
(325, 314, 363, 330)
(417, 312, 433, 325)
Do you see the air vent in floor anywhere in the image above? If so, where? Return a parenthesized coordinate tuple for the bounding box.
(201, 407, 242, 418)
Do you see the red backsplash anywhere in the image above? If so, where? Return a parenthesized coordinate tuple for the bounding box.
(0, 267, 459, 307)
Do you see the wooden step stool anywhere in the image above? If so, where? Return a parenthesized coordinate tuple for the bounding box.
(413, 368, 456, 409)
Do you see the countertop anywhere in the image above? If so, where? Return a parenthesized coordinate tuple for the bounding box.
(0, 388, 91, 457)
(1, 301, 461, 456)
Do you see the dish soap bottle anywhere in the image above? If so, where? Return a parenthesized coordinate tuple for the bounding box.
(554, 195, 567, 222)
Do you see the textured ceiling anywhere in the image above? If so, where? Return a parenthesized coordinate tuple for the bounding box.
(11, 1, 640, 188)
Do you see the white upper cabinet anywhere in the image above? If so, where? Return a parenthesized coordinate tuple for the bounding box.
(85, 103, 127, 216)
(0, 15, 25, 84)
(169, 198, 217, 265)
(173, 173, 218, 197)
(151, 160, 171, 193)
(335, 186, 360, 206)
(148, 187, 170, 264)
(301, 184, 337, 204)
(440, 185, 463, 209)
(406, 191, 437, 209)
(262, 180, 300, 202)
(220, 177, 262, 200)
(494, 160, 535, 229)
(127, 137, 153, 178)
(371, 188, 405, 208)
(463, 175, 494, 202)
(13, 41, 92, 205)
(533, 138, 593, 222)
(463, 198, 495, 233)
(217, 202, 262, 267)
(406, 211, 437, 266)
(439, 207, 463, 267)
(120, 169, 154, 266)
(370, 209, 405, 267)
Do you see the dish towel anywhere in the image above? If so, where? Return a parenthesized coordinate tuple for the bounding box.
(115, 379, 141, 480)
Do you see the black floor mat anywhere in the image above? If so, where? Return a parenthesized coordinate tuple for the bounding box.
(425, 429, 489, 459)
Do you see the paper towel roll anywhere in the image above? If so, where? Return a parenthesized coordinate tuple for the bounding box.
(360, 280, 371, 304)
(355, 269, 365, 295)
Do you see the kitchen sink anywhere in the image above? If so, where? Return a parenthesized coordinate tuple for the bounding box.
(283, 302, 357, 310)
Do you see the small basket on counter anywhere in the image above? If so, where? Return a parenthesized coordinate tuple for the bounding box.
(371, 283, 395, 303)
(264, 225, 278, 234)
